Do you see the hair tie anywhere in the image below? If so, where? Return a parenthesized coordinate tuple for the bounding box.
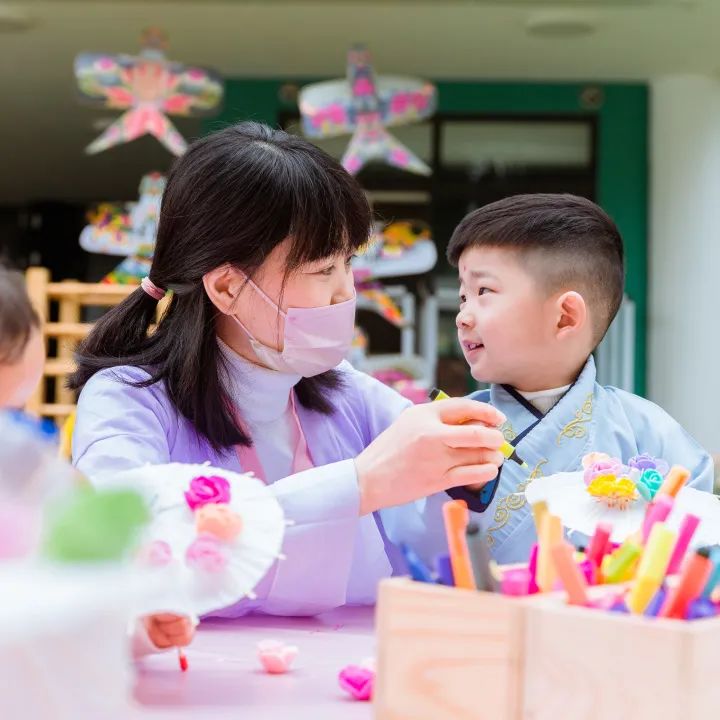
(140, 277, 166, 301)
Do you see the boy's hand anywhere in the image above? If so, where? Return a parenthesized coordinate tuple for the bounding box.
(143, 613, 195, 649)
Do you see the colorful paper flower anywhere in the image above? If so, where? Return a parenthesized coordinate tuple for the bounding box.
(636, 469, 665, 501)
(184, 475, 231, 511)
(586, 474, 638, 510)
(628, 453, 670, 476)
(185, 533, 228, 572)
(583, 459, 624, 487)
(338, 663, 375, 701)
(195, 504, 243, 541)
(257, 640, 299, 674)
(137, 539, 173, 566)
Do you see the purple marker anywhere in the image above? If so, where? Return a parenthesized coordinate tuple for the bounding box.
(435, 554, 455, 586)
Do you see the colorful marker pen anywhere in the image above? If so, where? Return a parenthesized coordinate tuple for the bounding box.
(587, 522, 612, 571)
(627, 522, 676, 614)
(666, 514, 700, 576)
(551, 541, 589, 606)
(400, 543, 434, 583)
(658, 465, 690, 499)
(641, 494, 674, 543)
(429, 388, 529, 469)
(466, 522, 498, 592)
(659, 548, 713, 619)
(537, 513, 563, 593)
(442, 499, 475, 590)
(701, 546, 720, 599)
(602, 541, 642, 584)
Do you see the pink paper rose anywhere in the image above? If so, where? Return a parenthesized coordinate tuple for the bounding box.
(583, 459, 622, 487)
(137, 540, 173, 567)
(184, 475, 231, 511)
(185, 533, 228, 573)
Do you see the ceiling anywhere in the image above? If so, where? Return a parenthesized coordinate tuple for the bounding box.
(1, 0, 719, 204)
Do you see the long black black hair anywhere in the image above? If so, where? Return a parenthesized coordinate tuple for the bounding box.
(69, 122, 372, 450)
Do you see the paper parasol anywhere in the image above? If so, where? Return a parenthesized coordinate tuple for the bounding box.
(103, 463, 286, 617)
(525, 471, 720, 547)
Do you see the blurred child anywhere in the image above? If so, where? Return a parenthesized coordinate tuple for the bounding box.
(0, 265, 44, 410)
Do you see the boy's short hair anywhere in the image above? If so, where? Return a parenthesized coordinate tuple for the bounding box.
(447, 193, 625, 346)
(0, 265, 40, 364)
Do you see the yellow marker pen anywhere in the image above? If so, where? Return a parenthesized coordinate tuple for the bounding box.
(429, 388, 529, 470)
(626, 523, 676, 615)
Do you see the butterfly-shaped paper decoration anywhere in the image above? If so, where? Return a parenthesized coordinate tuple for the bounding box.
(79, 172, 165, 284)
(299, 45, 436, 176)
(75, 28, 223, 156)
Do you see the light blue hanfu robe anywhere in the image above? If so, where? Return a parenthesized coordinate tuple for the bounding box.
(446, 356, 714, 564)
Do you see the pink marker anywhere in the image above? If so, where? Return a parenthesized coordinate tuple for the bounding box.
(642, 495, 674, 543)
(666, 514, 700, 575)
(528, 543, 539, 594)
(501, 567, 531, 596)
(587, 522, 612, 572)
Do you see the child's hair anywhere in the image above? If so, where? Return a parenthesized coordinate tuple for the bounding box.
(447, 193, 624, 346)
(69, 122, 372, 451)
(0, 265, 40, 364)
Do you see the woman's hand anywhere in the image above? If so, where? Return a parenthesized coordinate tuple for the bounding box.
(354, 399, 506, 515)
(143, 613, 195, 650)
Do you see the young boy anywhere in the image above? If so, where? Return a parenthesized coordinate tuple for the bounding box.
(446, 194, 712, 564)
(0, 265, 44, 410)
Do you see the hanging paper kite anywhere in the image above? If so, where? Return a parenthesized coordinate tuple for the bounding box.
(299, 45, 436, 176)
(79, 172, 165, 284)
(75, 28, 223, 156)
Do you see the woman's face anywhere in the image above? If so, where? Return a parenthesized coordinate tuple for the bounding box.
(217, 238, 356, 356)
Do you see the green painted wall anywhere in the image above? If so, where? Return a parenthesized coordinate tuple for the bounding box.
(204, 79, 648, 394)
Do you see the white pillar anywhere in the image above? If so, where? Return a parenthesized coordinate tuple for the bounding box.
(649, 75, 720, 452)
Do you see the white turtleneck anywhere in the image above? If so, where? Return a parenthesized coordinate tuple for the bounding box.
(517, 384, 572, 415)
(217, 338, 302, 482)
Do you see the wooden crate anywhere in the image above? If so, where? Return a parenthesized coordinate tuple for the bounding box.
(374, 578, 526, 720)
(523, 592, 720, 720)
(375, 578, 720, 720)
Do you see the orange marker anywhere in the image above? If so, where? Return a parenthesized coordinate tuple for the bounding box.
(537, 513, 563, 593)
(551, 541, 589, 606)
(442, 500, 475, 589)
(659, 548, 713, 619)
(658, 465, 690, 499)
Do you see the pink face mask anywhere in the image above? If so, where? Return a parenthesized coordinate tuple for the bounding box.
(232, 276, 356, 377)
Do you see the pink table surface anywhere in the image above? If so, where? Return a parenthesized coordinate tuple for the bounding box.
(134, 607, 376, 719)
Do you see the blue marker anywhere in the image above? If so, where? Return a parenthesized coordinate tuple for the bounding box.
(701, 546, 720, 598)
(400, 543, 434, 583)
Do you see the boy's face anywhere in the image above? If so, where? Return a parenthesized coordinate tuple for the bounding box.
(457, 246, 576, 391)
(0, 328, 44, 409)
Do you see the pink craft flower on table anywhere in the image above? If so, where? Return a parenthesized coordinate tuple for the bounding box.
(338, 662, 375, 701)
(184, 475, 231, 510)
(137, 539, 173, 566)
(195, 504, 243, 541)
(185, 533, 228, 573)
(257, 639, 299, 674)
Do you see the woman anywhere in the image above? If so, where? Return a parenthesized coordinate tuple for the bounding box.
(70, 122, 504, 648)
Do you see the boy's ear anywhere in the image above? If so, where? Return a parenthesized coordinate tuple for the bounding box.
(555, 291, 588, 337)
(203, 265, 245, 315)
